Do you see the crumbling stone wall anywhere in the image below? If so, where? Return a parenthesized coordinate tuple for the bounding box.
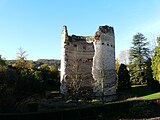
(92, 26, 116, 99)
(60, 25, 116, 100)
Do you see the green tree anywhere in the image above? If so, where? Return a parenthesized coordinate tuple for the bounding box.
(118, 64, 131, 90)
(0, 52, 44, 112)
(39, 64, 49, 81)
(12, 48, 43, 111)
(129, 33, 150, 84)
(145, 58, 154, 82)
(13, 47, 34, 70)
(15, 71, 43, 100)
(49, 66, 60, 80)
(152, 37, 160, 83)
(146, 58, 160, 91)
(34, 71, 43, 81)
(0, 55, 6, 66)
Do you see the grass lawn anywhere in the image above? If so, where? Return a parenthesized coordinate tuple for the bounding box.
(115, 85, 160, 119)
(142, 92, 160, 100)
(118, 85, 160, 101)
(125, 85, 153, 97)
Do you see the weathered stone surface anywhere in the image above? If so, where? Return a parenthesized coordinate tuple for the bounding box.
(60, 25, 116, 101)
(92, 26, 116, 98)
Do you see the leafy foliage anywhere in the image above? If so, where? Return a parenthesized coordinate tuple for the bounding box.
(115, 58, 120, 88)
(0, 55, 6, 66)
(145, 58, 160, 91)
(14, 69, 44, 101)
(115, 58, 120, 74)
(129, 33, 150, 84)
(39, 64, 60, 91)
(145, 58, 153, 82)
(0, 48, 60, 112)
(151, 37, 160, 82)
(0, 65, 17, 112)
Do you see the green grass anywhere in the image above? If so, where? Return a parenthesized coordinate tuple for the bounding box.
(118, 85, 154, 100)
(142, 92, 160, 100)
(127, 85, 153, 97)
(118, 85, 160, 101)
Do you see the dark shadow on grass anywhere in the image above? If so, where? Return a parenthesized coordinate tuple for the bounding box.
(117, 85, 156, 100)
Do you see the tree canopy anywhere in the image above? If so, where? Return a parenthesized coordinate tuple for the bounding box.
(129, 33, 150, 84)
(152, 37, 160, 82)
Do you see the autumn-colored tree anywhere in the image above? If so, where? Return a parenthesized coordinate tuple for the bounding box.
(115, 58, 120, 74)
(115, 58, 120, 88)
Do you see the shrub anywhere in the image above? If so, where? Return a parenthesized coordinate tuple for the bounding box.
(118, 64, 131, 90)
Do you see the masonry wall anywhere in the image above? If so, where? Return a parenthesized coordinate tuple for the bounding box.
(92, 26, 116, 98)
(64, 36, 94, 88)
(60, 25, 116, 100)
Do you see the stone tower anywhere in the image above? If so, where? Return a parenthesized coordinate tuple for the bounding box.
(60, 25, 68, 95)
(60, 25, 116, 101)
(92, 26, 116, 100)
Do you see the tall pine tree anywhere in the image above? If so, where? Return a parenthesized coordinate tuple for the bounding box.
(129, 33, 150, 84)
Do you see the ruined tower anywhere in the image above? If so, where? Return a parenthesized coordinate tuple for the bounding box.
(60, 25, 116, 101)
(92, 26, 116, 100)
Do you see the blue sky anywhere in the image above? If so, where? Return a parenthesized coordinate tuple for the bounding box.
(0, 0, 160, 60)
